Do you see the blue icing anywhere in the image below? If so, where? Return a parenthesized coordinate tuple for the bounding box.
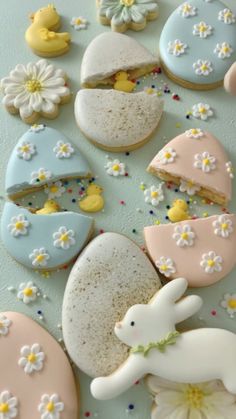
(159, 0, 236, 85)
(5, 126, 92, 196)
(1, 202, 93, 270)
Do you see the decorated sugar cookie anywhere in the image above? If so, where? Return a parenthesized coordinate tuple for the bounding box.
(96, 0, 159, 33)
(147, 130, 233, 206)
(75, 89, 164, 152)
(62, 232, 161, 377)
(91, 278, 236, 400)
(1, 60, 71, 124)
(25, 5, 71, 57)
(144, 214, 236, 287)
(0, 311, 78, 418)
(1, 202, 93, 271)
(80, 32, 158, 88)
(159, 0, 236, 90)
(224, 62, 236, 95)
(5, 126, 91, 199)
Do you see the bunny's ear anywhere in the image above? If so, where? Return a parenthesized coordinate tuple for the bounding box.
(174, 295, 203, 324)
(151, 278, 188, 307)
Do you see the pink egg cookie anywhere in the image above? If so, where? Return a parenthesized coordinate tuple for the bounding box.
(224, 62, 236, 95)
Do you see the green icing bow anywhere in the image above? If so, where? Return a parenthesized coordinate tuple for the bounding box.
(130, 331, 180, 357)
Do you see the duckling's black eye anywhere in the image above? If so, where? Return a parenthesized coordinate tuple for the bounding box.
(130, 321, 135, 327)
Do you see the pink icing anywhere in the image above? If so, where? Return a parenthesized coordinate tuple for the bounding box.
(224, 62, 236, 95)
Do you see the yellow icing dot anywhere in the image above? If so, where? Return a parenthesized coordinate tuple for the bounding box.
(60, 233, 69, 242)
(203, 212, 209, 218)
(0, 403, 9, 413)
(199, 23, 207, 32)
(60, 144, 68, 153)
(36, 254, 45, 263)
(201, 64, 208, 72)
(50, 185, 59, 193)
(23, 287, 33, 297)
(120, 0, 135, 6)
(140, 184, 145, 191)
(112, 164, 120, 171)
(183, 4, 191, 12)
(221, 223, 228, 230)
(176, 123, 181, 128)
(181, 232, 189, 240)
(228, 299, 236, 309)
(160, 264, 168, 272)
(199, 107, 206, 114)
(225, 10, 232, 18)
(21, 145, 30, 152)
(191, 128, 199, 135)
(15, 221, 24, 230)
(223, 46, 230, 53)
(146, 88, 155, 95)
(207, 260, 215, 268)
(151, 191, 158, 198)
(27, 353, 37, 363)
(164, 152, 171, 159)
(25, 79, 42, 93)
(175, 44, 182, 51)
(38, 173, 46, 181)
(203, 158, 210, 166)
(154, 220, 160, 225)
(75, 18, 82, 24)
(186, 385, 204, 409)
(46, 402, 55, 412)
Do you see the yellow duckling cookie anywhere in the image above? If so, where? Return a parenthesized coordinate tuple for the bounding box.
(79, 184, 104, 213)
(25, 4, 71, 57)
(114, 71, 136, 93)
(36, 199, 60, 215)
(167, 199, 190, 223)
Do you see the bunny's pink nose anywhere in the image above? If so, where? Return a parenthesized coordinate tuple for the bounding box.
(115, 322, 122, 329)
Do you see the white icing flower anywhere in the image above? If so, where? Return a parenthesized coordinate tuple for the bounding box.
(44, 181, 66, 199)
(144, 86, 158, 95)
(200, 251, 223, 274)
(105, 159, 126, 176)
(173, 224, 195, 247)
(179, 179, 201, 196)
(71, 16, 88, 30)
(53, 226, 76, 250)
(18, 343, 45, 374)
(29, 248, 50, 267)
(192, 103, 213, 121)
(178, 2, 197, 18)
(53, 141, 74, 159)
(185, 128, 204, 138)
(1, 60, 70, 120)
(144, 183, 164, 207)
(0, 391, 18, 418)
(221, 294, 236, 317)
(98, 0, 158, 27)
(16, 141, 36, 160)
(193, 21, 213, 38)
(214, 42, 233, 59)
(213, 215, 233, 238)
(167, 39, 188, 56)
(155, 256, 176, 278)
(157, 147, 176, 164)
(30, 168, 52, 184)
(38, 394, 64, 419)
(194, 152, 216, 173)
(147, 376, 236, 419)
(8, 214, 30, 237)
(29, 124, 45, 133)
(218, 9, 236, 25)
(0, 314, 12, 337)
(17, 281, 38, 304)
(226, 161, 234, 179)
(193, 60, 213, 76)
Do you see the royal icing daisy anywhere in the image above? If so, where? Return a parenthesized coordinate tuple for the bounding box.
(105, 159, 126, 177)
(157, 147, 176, 164)
(193, 21, 213, 38)
(17, 281, 38, 304)
(218, 9, 236, 25)
(16, 141, 36, 161)
(0, 314, 12, 337)
(221, 294, 236, 317)
(185, 128, 204, 138)
(173, 224, 195, 247)
(29, 248, 50, 267)
(226, 161, 234, 179)
(29, 124, 45, 133)
(193, 60, 213, 76)
(70, 16, 88, 30)
(53, 226, 76, 250)
(30, 168, 52, 184)
(179, 179, 201, 196)
(194, 152, 216, 173)
(167, 39, 188, 56)
(192, 104, 213, 121)
(8, 214, 30, 237)
(178, 3, 197, 18)
(155, 256, 176, 277)
(44, 181, 66, 199)
(18, 343, 45, 374)
(53, 141, 74, 159)
(144, 183, 164, 207)
(144, 86, 158, 95)
(214, 42, 233, 59)
(38, 394, 64, 419)
(200, 251, 223, 274)
(0, 391, 18, 418)
(213, 215, 233, 238)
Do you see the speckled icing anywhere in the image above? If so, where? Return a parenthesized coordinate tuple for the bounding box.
(148, 130, 232, 203)
(80, 32, 158, 86)
(144, 215, 236, 287)
(0, 311, 78, 418)
(62, 232, 161, 377)
(1, 202, 93, 270)
(74, 89, 164, 150)
(159, 0, 236, 85)
(5, 126, 91, 197)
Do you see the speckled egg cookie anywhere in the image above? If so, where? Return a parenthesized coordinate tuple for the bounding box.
(159, 0, 236, 90)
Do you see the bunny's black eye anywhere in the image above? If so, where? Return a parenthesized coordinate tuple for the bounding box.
(130, 321, 135, 327)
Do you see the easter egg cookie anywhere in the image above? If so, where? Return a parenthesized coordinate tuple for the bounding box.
(1, 202, 93, 271)
(62, 232, 161, 377)
(0, 311, 78, 418)
(147, 130, 233, 206)
(96, 0, 159, 33)
(25, 5, 71, 57)
(144, 214, 236, 287)
(1, 60, 71, 124)
(159, 0, 236, 90)
(224, 62, 236, 95)
(81, 32, 158, 88)
(5, 126, 91, 199)
(75, 89, 164, 152)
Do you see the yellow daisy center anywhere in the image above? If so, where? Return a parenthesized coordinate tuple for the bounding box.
(191, 129, 199, 135)
(199, 24, 207, 32)
(38, 173, 46, 181)
(201, 64, 208, 72)
(27, 352, 37, 363)
(112, 164, 120, 171)
(60, 233, 69, 242)
(146, 88, 154, 94)
(175, 44, 182, 51)
(199, 107, 206, 114)
(164, 152, 171, 159)
(21, 145, 30, 153)
(36, 254, 45, 263)
(207, 259, 215, 268)
(183, 4, 191, 12)
(151, 191, 158, 198)
(223, 46, 230, 53)
(75, 18, 82, 24)
(50, 185, 59, 193)
(60, 144, 68, 153)
(228, 299, 236, 309)
(47, 402, 55, 412)
(221, 223, 228, 230)
(186, 385, 204, 409)
(160, 264, 168, 272)
(225, 11, 232, 19)
(26, 79, 42, 93)
(0, 403, 9, 413)
(203, 158, 210, 166)
(181, 232, 189, 240)
(23, 287, 33, 297)
(120, 0, 135, 6)
(15, 221, 24, 230)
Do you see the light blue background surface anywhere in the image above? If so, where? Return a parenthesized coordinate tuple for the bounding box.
(0, 1, 236, 418)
